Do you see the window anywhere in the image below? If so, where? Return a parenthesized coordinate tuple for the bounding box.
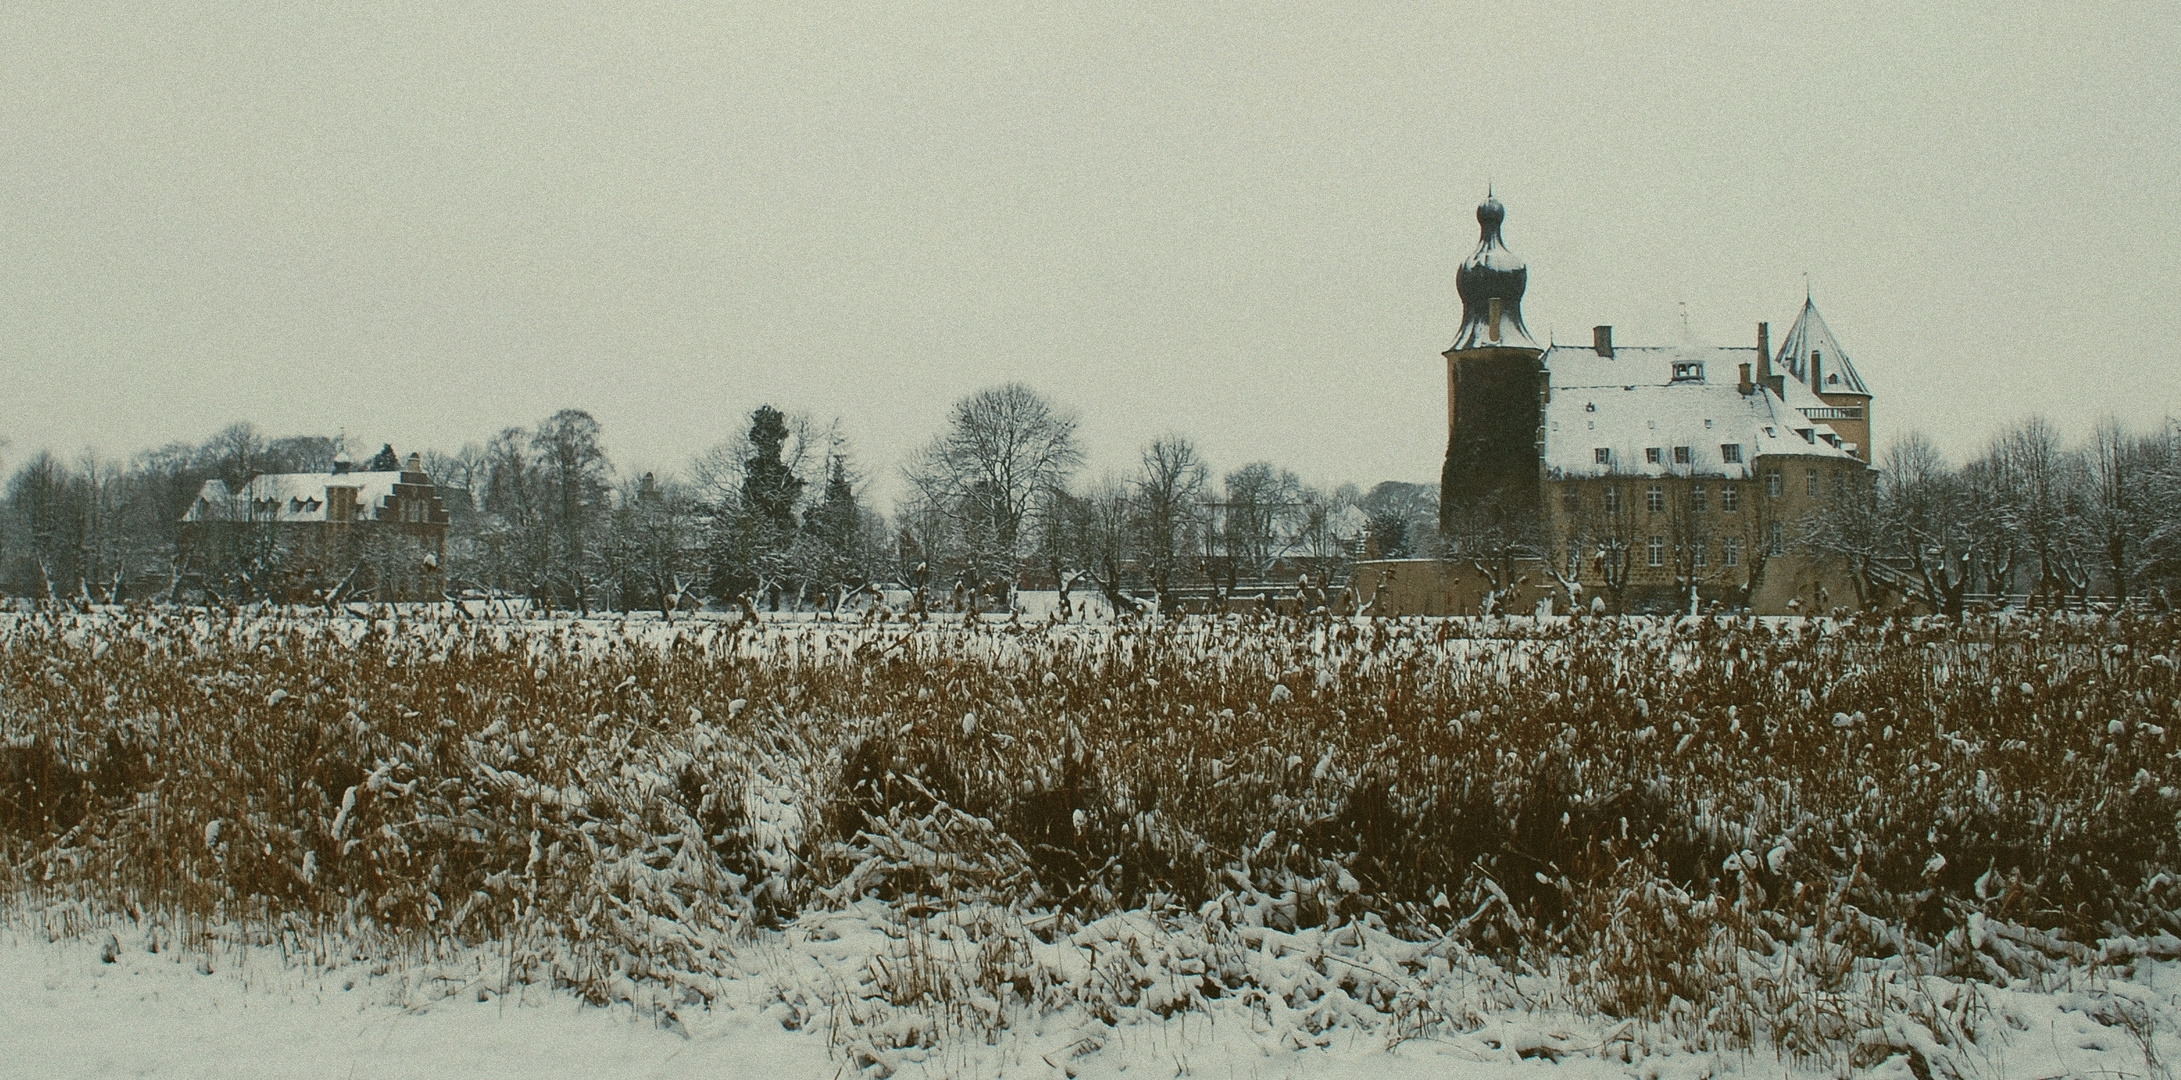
(1766, 521, 1784, 555)
(1645, 447, 1663, 465)
(1648, 536, 1664, 567)
(1566, 544, 1581, 580)
(1691, 486, 1708, 513)
(1673, 446, 1692, 465)
(1723, 536, 1741, 567)
(1765, 470, 1783, 497)
(1693, 544, 1708, 569)
(1595, 447, 1612, 465)
(1561, 488, 1580, 512)
(1721, 485, 1740, 513)
(1646, 485, 1664, 513)
(1604, 487, 1620, 514)
(1807, 471, 1820, 497)
(1721, 444, 1743, 464)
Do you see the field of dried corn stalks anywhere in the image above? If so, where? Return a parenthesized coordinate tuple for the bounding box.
(5, 606, 2181, 1075)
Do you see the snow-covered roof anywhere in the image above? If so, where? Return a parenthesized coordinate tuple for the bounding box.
(182, 472, 407, 523)
(1773, 299, 1869, 396)
(1541, 344, 1864, 479)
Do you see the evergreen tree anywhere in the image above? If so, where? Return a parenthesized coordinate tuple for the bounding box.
(743, 406, 805, 531)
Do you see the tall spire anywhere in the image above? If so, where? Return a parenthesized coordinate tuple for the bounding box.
(1449, 193, 1536, 351)
(1774, 297, 1868, 395)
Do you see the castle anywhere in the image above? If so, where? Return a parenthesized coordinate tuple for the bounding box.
(1372, 196, 1874, 615)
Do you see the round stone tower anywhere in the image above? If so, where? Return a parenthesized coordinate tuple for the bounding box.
(1438, 195, 1546, 545)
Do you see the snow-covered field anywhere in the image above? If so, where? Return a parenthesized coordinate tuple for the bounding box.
(5, 607, 2181, 1077)
(9, 900, 2181, 1080)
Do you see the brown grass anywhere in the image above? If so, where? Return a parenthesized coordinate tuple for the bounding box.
(3, 605, 2179, 1053)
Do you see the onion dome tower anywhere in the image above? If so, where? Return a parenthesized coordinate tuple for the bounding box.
(1450, 195, 1536, 350)
(1439, 194, 1547, 544)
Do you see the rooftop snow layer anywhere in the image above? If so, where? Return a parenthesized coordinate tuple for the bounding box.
(1774, 298, 1869, 396)
(183, 471, 407, 523)
(1542, 344, 1862, 478)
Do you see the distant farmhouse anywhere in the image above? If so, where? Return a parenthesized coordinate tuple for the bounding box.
(178, 444, 450, 603)
(1363, 196, 1877, 616)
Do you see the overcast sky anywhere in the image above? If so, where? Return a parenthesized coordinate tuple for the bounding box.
(4, 1, 2177, 503)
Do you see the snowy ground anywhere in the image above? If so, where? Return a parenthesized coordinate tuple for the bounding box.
(9, 909, 2178, 1080)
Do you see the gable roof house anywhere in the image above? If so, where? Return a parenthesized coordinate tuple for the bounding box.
(178, 446, 450, 603)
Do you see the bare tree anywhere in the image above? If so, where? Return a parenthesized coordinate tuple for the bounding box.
(1985, 417, 2090, 607)
(904, 384, 1082, 599)
(1796, 467, 1887, 610)
(1215, 462, 1303, 574)
(533, 409, 614, 613)
(1133, 435, 1207, 610)
(1880, 433, 1979, 617)
(2084, 417, 2148, 603)
(1444, 487, 1545, 614)
(604, 473, 704, 620)
(478, 426, 555, 610)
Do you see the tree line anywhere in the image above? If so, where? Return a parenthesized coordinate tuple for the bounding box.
(11, 386, 2167, 614)
(0, 384, 1429, 613)
(1809, 416, 2181, 614)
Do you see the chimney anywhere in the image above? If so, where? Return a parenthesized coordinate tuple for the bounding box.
(1488, 297, 1503, 343)
(1593, 325, 1614, 357)
(1756, 322, 1772, 386)
(1737, 362, 1754, 395)
(1766, 373, 1785, 398)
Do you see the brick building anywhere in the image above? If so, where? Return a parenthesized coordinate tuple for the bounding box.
(178, 446, 450, 603)
(1375, 197, 1877, 615)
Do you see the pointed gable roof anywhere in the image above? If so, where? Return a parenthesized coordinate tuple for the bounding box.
(1773, 298, 1869, 396)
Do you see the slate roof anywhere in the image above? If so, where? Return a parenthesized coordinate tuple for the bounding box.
(1773, 298, 1870, 396)
(1541, 343, 1865, 479)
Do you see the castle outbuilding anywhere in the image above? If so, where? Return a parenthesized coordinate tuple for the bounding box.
(1366, 197, 1877, 616)
(178, 446, 450, 603)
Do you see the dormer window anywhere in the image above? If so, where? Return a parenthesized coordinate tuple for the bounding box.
(1594, 448, 1612, 465)
(1673, 446, 1692, 465)
(1645, 447, 1663, 464)
(1670, 361, 1705, 382)
(1799, 429, 1814, 443)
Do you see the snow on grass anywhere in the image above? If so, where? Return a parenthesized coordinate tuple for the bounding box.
(6, 606, 2181, 1076)
(9, 900, 2181, 1080)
